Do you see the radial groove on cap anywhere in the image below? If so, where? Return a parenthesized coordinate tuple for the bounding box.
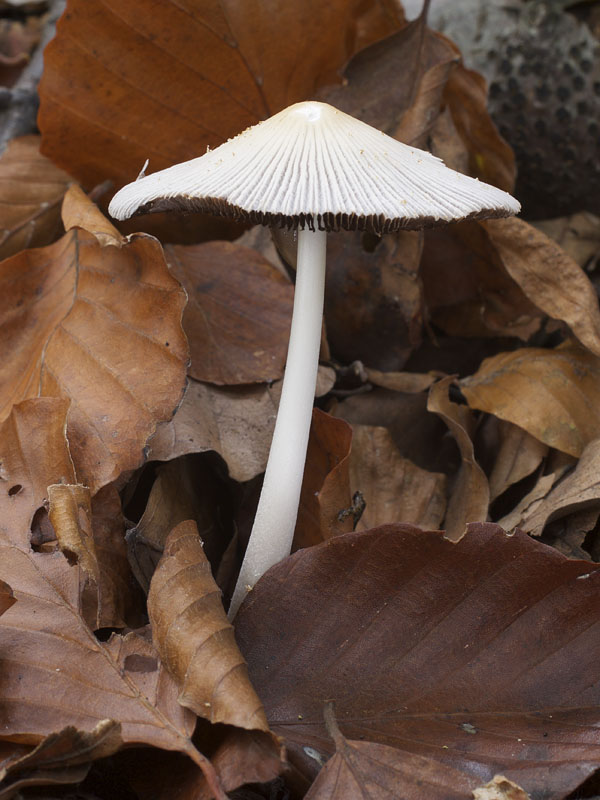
(109, 101, 520, 233)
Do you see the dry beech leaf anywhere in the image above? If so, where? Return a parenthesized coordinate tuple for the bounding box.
(126, 456, 231, 594)
(496, 473, 558, 534)
(533, 212, 600, 271)
(0, 401, 226, 798)
(0, 135, 72, 261)
(61, 184, 123, 247)
(507, 439, 600, 538)
(236, 523, 600, 799)
(147, 520, 270, 733)
(443, 64, 516, 192)
(295, 409, 354, 549)
(365, 368, 438, 393)
(0, 720, 122, 799)
(148, 379, 280, 482)
(324, 229, 423, 371)
(461, 345, 600, 458)
(427, 377, 489, 540)
(305, 705, 475, 800)
(0, 579, 15, 617)
(0, 213, 188, 492)
(472, 775, 531, 800)
(488, 421, 548, 503)
(47, 483, 139, 629)
(421, 221, 541, 341)
(350, 425, 446, 530)
(38, 0, 398, 189)
(165, 241, 293, 385)
(482, 217, 600, 357)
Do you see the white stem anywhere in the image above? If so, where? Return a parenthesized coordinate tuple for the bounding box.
(228, 228, 327, 619)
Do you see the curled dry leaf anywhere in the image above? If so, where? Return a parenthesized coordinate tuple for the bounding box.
(38, 0, 398, 189)
(165, 241, 293, 385)
(0, 400, 225, 798)
(0, 135, 71, 261)
(488, 420, 548, 503)
(349, 425, 446, 531)
(533, 212, 600, 271)
(236, 523, 600, 800)
(61, 184, 123, 247)
(0, 201, 188, 491)
(148, 379, 280, 483)
(461, 345, 600, 458)
(506, 439, 600, 538)
(364, 367, 438, 393)
(427, 377, 489, 540)
(147, 520, 269, 732)
(482, 217, 600, 357)
(0, 720, 122, 799)
(295, 409, 354, 549)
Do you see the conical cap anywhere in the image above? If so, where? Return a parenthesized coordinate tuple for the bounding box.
(109, 101, 520, 233)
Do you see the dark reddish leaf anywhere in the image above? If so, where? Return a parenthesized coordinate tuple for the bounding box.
(236, 523, 600, 800)
(295, 409, 353, 549)
(165, 241, 293, 385)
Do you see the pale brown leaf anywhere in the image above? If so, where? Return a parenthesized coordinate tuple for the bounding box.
(427, 377, 489, 540)
(472, 775, 531, 800)
(488, 420, 548, 502)
(147, 520, 269, 732)
(61, 184, 123, 247)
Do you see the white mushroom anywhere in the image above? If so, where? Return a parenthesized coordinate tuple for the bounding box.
(109, 101, 520, 619)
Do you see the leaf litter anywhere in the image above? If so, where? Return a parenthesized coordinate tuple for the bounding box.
(0, 1, 597, 798)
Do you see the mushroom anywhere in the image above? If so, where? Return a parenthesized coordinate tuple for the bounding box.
(108, 101, 520, 619)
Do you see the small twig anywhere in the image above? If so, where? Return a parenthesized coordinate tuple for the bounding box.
(323, 701, 346, 751)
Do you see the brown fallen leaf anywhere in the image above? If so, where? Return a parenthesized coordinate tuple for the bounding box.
(148, 379, 279, 482)
(0, 579, 14, 617)
(533, 212, 600, 271)
(0, 720, 122, 799)
(295, 409, 354, 548)
(147, 520, 269, 732)
(324, 229, 423, 371)
(461, 345, 600, 458)
(61, 183, 123, 247)
(304, 703, 474, 800)
(443, 64, 516, 192)
(236, 523, 600, 799)
(0, 135, 71, 261)
(350, 425, 446, 530)
(0, 207, 188, 492)
(508, 439, 600, 538)
(126, 455, 232, 594)
(364, 368, 438, 393)
(472, 775, 531, 800)
(427, 377, 489, 540)
(421, 221, 541, 341)
(38, 0, 398, 189)
(488, 420, 548, 503)
(165, 241, 293, 385)
(0, 401, 226, 798)
(483, 217, 600, 357)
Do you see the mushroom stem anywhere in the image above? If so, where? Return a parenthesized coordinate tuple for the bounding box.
(228, 227, 327, 619)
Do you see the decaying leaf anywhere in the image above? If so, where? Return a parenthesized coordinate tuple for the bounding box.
(147, 520, 269, 732)
(61, 183, 123, 247)
(0, 720, 122, 799)
(0, 135, 71, 261)
(38, 0, 398, 189)
(427, 377, 489, 539)
(533, 212, 600, 272)
(0, 579, 15, 617)
(0, 400, 226, 798)
(472, 775, 531, 800)
(148, 379, 279, 483)
(324, 229, 423, 370)
(165, 241, 293, 385)
(461, 345, 600, 458)
(349, 425, 446, 530)
(483, 217, 600, 357)
(295, 409, 354, 548)
(236, 523, 600, 800)
(0, 195, 189, 492)
(488, 420, 548, 503)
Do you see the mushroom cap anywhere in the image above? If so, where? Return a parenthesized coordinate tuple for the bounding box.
(108, 101, 520, 233)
